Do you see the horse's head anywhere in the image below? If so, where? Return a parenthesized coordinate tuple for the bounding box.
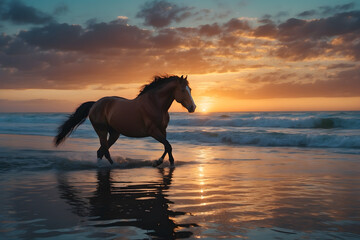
(174, 75, 196, 113)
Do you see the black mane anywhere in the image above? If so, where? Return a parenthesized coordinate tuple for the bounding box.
(138, 75, 187, 96)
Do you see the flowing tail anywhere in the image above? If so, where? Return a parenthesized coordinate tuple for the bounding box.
(54, 101, 95, 146)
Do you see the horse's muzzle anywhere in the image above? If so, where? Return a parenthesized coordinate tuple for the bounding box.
(188, 104, 196, 113)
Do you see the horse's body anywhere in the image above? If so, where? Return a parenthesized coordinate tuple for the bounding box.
(55, 75, 196, 167)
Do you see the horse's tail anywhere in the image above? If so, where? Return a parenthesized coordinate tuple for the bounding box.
(54, 101, 96, 146)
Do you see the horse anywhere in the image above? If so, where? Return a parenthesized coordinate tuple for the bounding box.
(54, 75, 196, 167)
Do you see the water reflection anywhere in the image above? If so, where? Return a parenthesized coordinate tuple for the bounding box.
(57, 168, 198, 239)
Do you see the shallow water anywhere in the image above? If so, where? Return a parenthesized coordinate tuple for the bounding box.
(0, 133, 359, 239)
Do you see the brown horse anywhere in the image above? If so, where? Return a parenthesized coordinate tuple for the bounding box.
(54, 75, 196, 167)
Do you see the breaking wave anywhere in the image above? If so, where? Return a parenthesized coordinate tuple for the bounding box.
(170, 114, 360, 129)
(168, 130, 360, 148)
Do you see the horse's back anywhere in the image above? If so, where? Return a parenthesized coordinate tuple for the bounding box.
(90, 96, 147, 137)
(89, 96, 126, 124)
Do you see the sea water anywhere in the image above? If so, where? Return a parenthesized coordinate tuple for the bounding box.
(0, 112, 359, 239)
(1, 111, 360, 148)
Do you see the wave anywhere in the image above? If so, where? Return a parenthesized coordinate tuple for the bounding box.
(170, 115, 360, 129)
(168, 130, 360, 149)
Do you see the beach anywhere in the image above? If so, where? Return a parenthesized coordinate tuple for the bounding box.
(0, 112, 360, 239)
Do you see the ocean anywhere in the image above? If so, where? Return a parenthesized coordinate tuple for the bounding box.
(1, 111, 360, 149)
(0, 111, 359, 239)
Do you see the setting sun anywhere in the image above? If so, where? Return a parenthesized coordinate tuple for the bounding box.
(197, 96, 213, 113)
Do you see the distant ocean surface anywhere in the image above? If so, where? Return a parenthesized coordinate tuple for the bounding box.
(1, 111, 360, 149)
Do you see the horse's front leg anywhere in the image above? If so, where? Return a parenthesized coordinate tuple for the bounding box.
(150, 128, 174, 167)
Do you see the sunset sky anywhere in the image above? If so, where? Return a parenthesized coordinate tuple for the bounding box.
(0, 0, 359, 112)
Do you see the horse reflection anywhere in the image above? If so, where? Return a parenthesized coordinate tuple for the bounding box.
(57, 168, 197, 239)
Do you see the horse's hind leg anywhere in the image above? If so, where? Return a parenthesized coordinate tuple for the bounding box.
(97, 128, 120, 160)
(93, 124, 114, 164)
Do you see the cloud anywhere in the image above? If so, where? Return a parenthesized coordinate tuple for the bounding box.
(19, 20, 152, 52)
(18, 17, 248, 53)
(1, 1, 360, 95)
(326, 63, 356, 70)
(277, 11, 360, 41)
(297, 10, 317, 18)
(253, 23, 277, 37)
(198, 23, 222, 37)
(150, 28, 183, 48)
(136, 0, 192, 28)
(223, 18, 250, 32)
(0, 0, 54, 25)
(0, 33, 11, 48)
(250, 68, 360, 98)
(273, 40, 330, 61)
(319, 2, 355, 15)
(53, 3, 69, 15)
(253, 10, 360, 60)
(205, 67, 360, 99)
(297, 2, 355, 18)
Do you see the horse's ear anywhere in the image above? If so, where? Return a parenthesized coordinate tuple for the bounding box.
(180, 75, 183, 79)
(185, 75, 187, 80)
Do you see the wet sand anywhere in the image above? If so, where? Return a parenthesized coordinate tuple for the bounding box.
(0, 134, 359, 239)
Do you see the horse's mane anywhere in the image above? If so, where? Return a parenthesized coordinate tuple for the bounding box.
(138, 75, 187, 96)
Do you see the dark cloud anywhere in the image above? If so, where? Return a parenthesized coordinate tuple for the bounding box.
(253, 23, 277, 37)
(326, 63, 356, 70)
(151, 28, 183, 48)
(297, 2, 355, 18)
(278, 11, 360, 41)
(198, 23, 222, 37)
(18, 23, 83, 51)
(136, 0, 192, 28)
(273, 40, 330, 61)
(2, 37, 35, 56)
(260, 11, 289, 21)
(319, 2, 355, 15)
(297, 10, 317, 17)
(275, 11, 289, 18)
(53, 3, 69, 15)
(0, 0, 54, 25)
(19, 17, 242, 53)
(0, 33, 11, 48)
(251, 10, 360, 60)
(223, 18, 250, 32)
(19, 20, 152, 52)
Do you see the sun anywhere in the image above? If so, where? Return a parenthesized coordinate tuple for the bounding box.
(198, 96, 213, 113)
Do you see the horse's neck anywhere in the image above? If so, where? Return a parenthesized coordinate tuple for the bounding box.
(155, 82, 176, 112)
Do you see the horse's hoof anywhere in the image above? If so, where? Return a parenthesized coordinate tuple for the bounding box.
(152, 158, 163, 167)
(169, 164, 176, 169)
